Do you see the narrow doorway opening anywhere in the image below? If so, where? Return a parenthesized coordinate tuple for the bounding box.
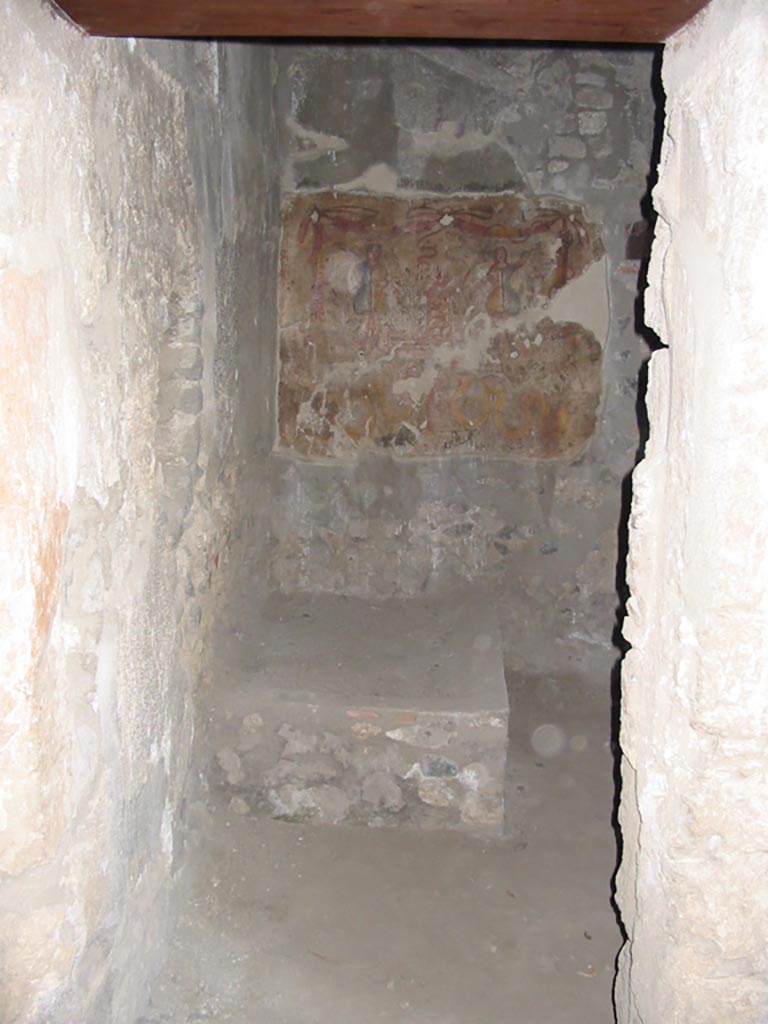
(147, 41, 661, 1024)
(6, 3, 766, 1022)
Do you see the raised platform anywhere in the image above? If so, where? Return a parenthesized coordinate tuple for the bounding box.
(209, 589, 508, 834)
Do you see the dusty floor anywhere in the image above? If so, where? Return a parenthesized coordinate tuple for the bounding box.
(144, 669, 622, 1023)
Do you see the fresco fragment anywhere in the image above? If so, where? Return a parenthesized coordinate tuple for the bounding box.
(278, 193, 604, 460)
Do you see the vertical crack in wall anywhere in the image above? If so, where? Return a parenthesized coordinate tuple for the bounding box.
(616, 1, 768, 1020)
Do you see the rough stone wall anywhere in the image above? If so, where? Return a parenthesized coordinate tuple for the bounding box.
(616, 1, 768, 1020)
(0, 4, 276, 1021)
(270, 45, 656, 672)
(203, 41, 281, 593)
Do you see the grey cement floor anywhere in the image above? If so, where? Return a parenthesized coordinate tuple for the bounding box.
(144, 670, 622, 1024)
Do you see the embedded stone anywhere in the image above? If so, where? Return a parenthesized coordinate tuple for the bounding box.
(457, 762, 493, 792)
(229, 796, 250, 815)
(159, 380, 203, 422)
(421, 754, 458, 778)
(278, 724, 319, 755)
(574, 70, 607, 87)
(362, 771, 406, 813)
(548, 134, 587, 160)
(348, 518, 370, 539)
(155, 415, 200, 465)
(264, 754, 339, 787)
(236, 731, 261, 753)
(159, 342, 203, 380)
(468, 713, 506, 729)
(267, 784, 313, 822)
(575, 86, 614, 109)
(268, 783, 351, 824)
(237, 715, 264, 752)
(418, 778, 456, 807)
(460, 792, 503, 828)
(577, 110, 608, 135)
(320, 732, 353, 768)
(355, 745, 412, 780)
(351, 722, 382, 738)
(216, 748, 244, 786)
(386, 720, 456, 749)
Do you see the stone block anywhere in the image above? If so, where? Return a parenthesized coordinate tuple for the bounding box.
(158, 379, 203, 422)
(548, 135, 587, 160)
(575, 86, 614, 109)
(210, 588, 508, 835)
(155, 414, 201, 466)
(159, 342, 203, 381)
(577, 110, 608, 136)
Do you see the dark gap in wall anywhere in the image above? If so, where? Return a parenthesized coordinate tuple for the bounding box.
(609, 41, 665, 966)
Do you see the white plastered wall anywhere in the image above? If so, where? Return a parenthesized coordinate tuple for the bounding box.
(616, 0, 768, 1019)
(0, 3, 278, 1020)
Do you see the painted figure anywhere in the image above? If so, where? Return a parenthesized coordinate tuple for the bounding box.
(417, 268, 452, 346)
(353, 243, 383, 314)
(353, 242, 386, 346)
(485, 247, 522, 317)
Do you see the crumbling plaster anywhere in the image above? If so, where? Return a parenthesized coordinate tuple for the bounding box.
(616, 0, 768, 1020)
(270, 45, 657, 672)
(0, 3, 278, 1020)
(277, 192, 607, 461)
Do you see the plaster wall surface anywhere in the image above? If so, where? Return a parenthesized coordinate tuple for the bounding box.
(270, 46, 657, 672)
(0, 4, 277, 1020)
(616, 0, 768, 1019)
(277, 191, 605, 460)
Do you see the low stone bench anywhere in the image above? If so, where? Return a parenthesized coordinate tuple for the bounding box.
(210, 588, 508, 835)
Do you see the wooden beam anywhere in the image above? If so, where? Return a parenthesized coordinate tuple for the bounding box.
(55, 0, 710, 43)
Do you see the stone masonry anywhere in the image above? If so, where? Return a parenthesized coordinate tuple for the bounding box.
(210, 589, 508, 834)
(270, 46, 657, 679)
(0, 6, 279, 1021)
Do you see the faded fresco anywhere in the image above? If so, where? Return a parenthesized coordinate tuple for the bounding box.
(278, 193, 604, 460)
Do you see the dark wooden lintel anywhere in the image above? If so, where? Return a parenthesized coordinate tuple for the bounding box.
(55, 0, 710, 43)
